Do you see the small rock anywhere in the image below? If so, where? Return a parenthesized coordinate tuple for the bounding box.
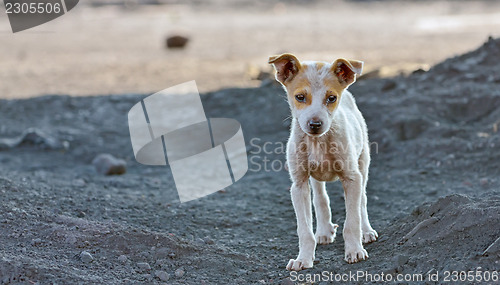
(166, 35, 189, 49)
(395, 255, 409, 267)
(65, 235, 77, 244)
(62, 140, 70, 150)
(117, 255, 128, 263)
(72, 178, 86, 187)
(203, 237, 214, 245)
(0, 128, 63, 150)
(92, 153, 126, 175)
(137, 262, 151, 272)
(238, 269, 247, 275)
(195, 238, 205, 246)
(381, 80, 397, 91)
(174, 268, 185, 278)
(155, 270, 170, 281)
(80, 251, 93, 263)
(480, 178, 489, 187)
(31, 238, 43, 246)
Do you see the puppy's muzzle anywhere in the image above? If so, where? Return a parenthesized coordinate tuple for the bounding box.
(308, 119, 323, 134)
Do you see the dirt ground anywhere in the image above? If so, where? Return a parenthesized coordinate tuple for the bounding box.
(1, 35, 500, 284)
(1, 1, 500, 285)
(1, 0, 500, 98)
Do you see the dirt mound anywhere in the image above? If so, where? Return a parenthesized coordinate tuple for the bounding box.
(402, 194, 500, 249)
(390, 193, 500, 273)
(352, 37, 500, 176)
(0, 38, 499, 284)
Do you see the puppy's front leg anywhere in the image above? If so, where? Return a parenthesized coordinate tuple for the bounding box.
(342, 171, 368, 263)
(287, 181, 316, 271)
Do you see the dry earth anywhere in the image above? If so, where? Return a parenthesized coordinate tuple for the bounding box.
(0, 34, 499, 284)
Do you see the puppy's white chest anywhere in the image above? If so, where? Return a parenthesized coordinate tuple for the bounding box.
(306, 138, 340, 181)
(308, 152, 323, 169)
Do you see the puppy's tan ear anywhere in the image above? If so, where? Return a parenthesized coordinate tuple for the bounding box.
(332, 59, 363, 88)
(268, 53, 301, 85)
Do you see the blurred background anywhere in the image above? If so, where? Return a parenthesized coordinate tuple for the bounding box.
(1, 2, 500, 283)
(1, 0, 500, 99)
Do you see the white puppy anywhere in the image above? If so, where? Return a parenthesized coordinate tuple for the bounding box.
(269, 53, 378, 271)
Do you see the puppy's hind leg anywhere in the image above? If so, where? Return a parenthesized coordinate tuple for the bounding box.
(311, 177, 339, 245)
(358, 146, 378, 244)
(341, 170, 368, 263)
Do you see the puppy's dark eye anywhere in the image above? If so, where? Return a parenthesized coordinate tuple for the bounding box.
(326, 95, 337, 104)
(295, 94, 306, 103)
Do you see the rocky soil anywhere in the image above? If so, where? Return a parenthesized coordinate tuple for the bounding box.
(0, 38, 499, 284)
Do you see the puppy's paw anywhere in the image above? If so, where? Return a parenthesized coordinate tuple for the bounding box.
(344, 245, 368, 264)
(362, 229, 378, 244)
(286, 257, 314, 271)
(315, 223, 339, 245)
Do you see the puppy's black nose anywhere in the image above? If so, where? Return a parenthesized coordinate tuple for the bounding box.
(308, 120, 323, 131)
